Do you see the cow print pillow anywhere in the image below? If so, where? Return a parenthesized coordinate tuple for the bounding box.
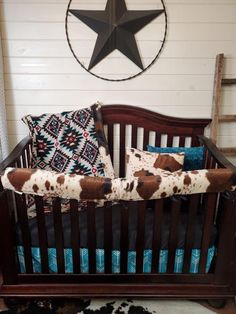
(125, 147, 185, 178)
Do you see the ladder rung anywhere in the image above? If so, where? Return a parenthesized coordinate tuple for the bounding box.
(219, 147, 236, 155)
(219, 115, 236, 122)
(222, 78, 236, 85)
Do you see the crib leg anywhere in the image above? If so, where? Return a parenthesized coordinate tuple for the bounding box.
(3, 298, 19, 310)
(207, 299, 227, 309)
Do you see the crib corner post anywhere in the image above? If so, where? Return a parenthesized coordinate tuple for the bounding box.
(0, 190, 18, 285)
(214, 191, 236, 286)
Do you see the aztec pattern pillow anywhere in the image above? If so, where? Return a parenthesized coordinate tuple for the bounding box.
(125, 147, 185, 178)
(147, 145, 205, 171)
(22, 103, 114, 217)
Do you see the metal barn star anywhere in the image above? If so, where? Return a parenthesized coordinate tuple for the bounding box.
(69, 0, 164, 70)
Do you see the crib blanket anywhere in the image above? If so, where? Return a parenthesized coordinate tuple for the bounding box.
(1, 167, 236, 202)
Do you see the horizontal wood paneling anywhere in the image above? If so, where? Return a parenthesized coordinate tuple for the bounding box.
(6, 58, 234, 75)
(6, 104, 212, 121)
(5, 90, 214, 106)
(1, 0, 236, 155)
(2, 22, 236, 41)
(1, 0, 236, 4)
(3, 40, 236, 59)
(4, 74, 217, 91)
(1, 3, 236, 23)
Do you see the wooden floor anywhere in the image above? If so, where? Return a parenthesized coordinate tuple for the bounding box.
(0, 297, 235, 313)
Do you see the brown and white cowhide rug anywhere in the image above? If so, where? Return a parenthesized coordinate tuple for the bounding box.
(0, 298, 215, 314)
(75, 299, 215, 314)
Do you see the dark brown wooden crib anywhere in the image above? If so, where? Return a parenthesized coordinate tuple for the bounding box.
(0, 105, 236, 307)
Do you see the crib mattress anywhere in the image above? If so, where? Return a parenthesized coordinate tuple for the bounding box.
(16, 202, 217, 274)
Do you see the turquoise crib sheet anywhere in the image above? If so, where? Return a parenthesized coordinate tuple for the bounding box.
(17, 246, 215, 274)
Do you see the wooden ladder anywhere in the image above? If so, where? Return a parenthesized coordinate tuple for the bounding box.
(210, 53, 236, 156)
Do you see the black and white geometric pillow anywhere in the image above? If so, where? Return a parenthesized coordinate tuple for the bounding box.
(22, 103, 115, 217)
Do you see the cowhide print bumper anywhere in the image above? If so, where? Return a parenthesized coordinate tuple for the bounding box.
(1, 167, 236, 202)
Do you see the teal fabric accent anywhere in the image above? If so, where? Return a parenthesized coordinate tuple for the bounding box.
(147, 145, 205, 171)
(17, 246, 215, 274)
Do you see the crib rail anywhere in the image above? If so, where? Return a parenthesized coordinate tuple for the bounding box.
(199, 135, 236, 170)
(0, 136, 32, 173)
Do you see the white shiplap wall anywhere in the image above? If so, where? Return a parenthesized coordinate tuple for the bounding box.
(0, 0, 236, 163)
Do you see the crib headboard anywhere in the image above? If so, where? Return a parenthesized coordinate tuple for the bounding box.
(101, 105, 211, 177)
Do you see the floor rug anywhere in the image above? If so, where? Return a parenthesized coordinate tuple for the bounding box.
(0, 298, 215, 314)
(76, 299, 215, 314)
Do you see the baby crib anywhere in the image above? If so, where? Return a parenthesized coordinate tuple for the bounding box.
(0, 105, 235, 307)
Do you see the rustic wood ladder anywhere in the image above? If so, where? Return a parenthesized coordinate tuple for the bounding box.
(210, 53, 236, 156)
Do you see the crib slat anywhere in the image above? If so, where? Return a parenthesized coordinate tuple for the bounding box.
(199, 193, 216, 274)
(152, 199, 164, 273)
(136, 201, 146, 273)
(15, 194, 33, 273)
(104, 202, 112, 273)
(120, 202, 129, 274)
(26, 145, 32, 167)
(203, 149, 209, 169)
(24, 150, 28, 168)
(208, 155, 216, 169)
(87, 202, 96, 274)
(211, 158, 216, 169)
(120, 123, 126, 177)
(70, 199, 80, 274)
(155, 133, 161, 147)
(167, 197, 181, 273)
(107, 123, 114, 163)
(132, 125, 138, 148)
(167, 135, 173, 147)
(143, 130, 149, 150)
(53, 198, 65, 274)
(16, 158, 22, 168)
(191, 136, 200, 147)
(22, 151, 27, 168)
(35, 195, 49, 274)
(179, 136, 185, 147)
(206, 153, 212, 169)
(183, 194, 199, 273)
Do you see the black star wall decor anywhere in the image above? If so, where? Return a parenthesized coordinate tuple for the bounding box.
(65, 0, 167, 81)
